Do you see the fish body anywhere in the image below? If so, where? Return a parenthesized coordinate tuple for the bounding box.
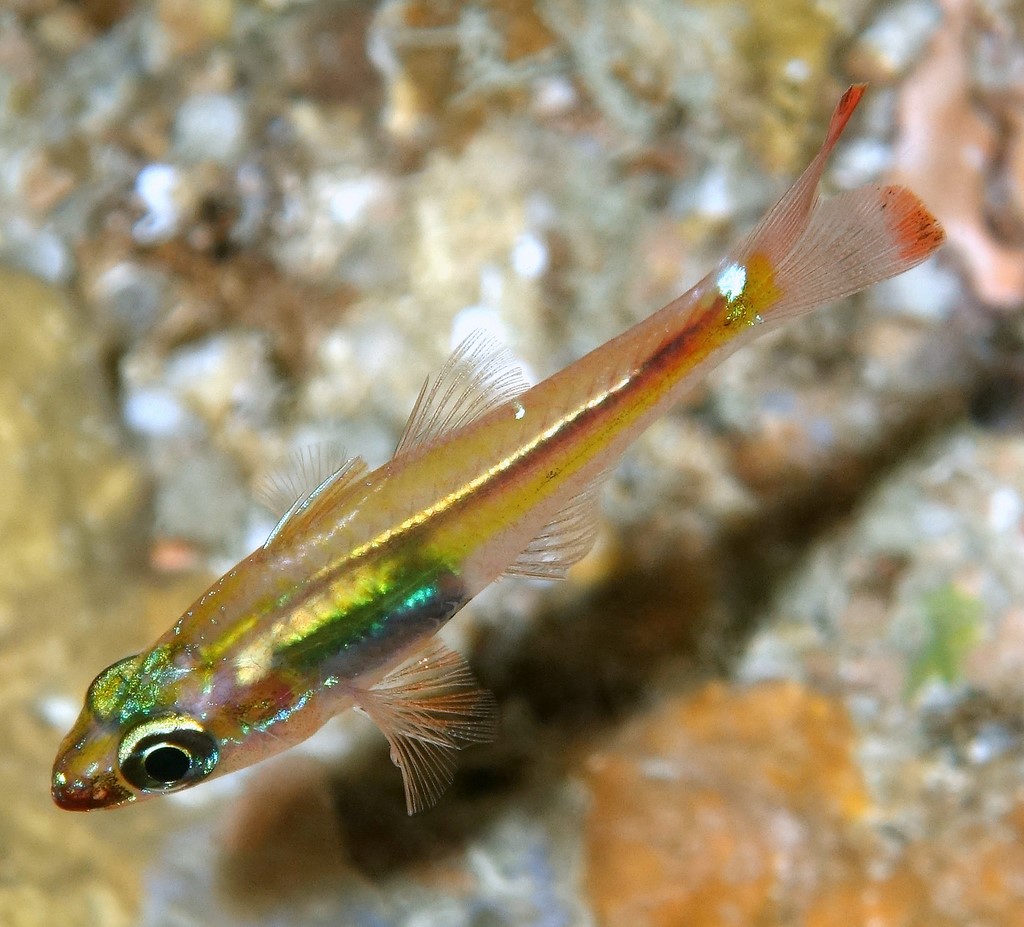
(52, 87, 945, 813)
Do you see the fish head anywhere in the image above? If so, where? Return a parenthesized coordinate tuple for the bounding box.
(52, 649, 221, 811)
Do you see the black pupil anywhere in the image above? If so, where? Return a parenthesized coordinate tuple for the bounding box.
(144, 745, 191, 783)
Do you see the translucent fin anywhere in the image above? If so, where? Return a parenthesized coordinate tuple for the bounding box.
(736, 84, 869, 267)
(260, 451, 369, 549)
(766, 185, 946, 320)
(355, 639, 497, 814)
(733, 84, 945, 323)
(394, 331, 531, 457)
(256, 445, 356, 518)
(506, 473, 608, 579)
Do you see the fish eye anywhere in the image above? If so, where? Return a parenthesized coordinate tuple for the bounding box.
(118, 714, 219, 793)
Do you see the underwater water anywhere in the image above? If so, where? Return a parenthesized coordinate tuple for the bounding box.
(3, 1, 1024, 924)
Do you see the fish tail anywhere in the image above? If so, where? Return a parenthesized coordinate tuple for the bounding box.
(734, 84, 945, 322)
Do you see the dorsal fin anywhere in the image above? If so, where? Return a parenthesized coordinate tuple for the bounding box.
(394, 330, 530, 458)
(258, 448, 369, 549)
(256, 445, 356, 519)
(505, 471, 608, 579)
(353, 638, 497, 814)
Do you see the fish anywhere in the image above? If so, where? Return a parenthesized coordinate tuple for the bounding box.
(52, 86, 945, 814)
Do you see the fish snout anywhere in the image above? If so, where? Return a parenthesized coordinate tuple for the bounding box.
(51, 766, 134, 811)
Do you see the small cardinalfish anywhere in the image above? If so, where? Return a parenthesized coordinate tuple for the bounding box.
(53, 86, 944, 814)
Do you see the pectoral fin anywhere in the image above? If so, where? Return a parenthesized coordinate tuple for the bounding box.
(355, 639, 497, 814)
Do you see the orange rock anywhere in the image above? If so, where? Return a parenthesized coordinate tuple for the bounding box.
(585, 679, 1024, 924)
(806, 808, 1024, 926)
(909, 811, 1024, 926)
(584, 681, 871, 926)
(658, 682, 870, 822)
(804, 868, 940, 927)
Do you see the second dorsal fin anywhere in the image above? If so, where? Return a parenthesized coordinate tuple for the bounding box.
(394, 330, 531, 457)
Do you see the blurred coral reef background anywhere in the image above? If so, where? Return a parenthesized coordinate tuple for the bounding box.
(2, 0, 1024, 925)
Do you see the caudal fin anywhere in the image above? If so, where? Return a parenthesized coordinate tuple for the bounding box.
(736, 85, 945, 321)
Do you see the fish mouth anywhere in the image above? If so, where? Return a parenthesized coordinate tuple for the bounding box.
(51, 771, 134, 811)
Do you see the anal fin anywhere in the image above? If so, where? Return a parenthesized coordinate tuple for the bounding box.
(505, 472, 607, 580)
(355, 639, 497, 814)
